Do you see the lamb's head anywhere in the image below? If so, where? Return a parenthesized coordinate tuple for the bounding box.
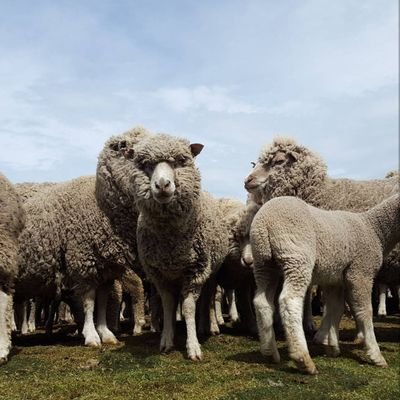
(244, 137, 327, 202)
(132, 134, 204, 214)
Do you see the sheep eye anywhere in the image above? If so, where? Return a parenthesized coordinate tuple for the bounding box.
(176, 155, 187, 166)
(250, 161, 256, 168)
(274, 159, 285, 166)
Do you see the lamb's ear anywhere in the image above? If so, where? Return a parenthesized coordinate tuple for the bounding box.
(190, 143, 204, 157)
(109, 140, 134, 158)
(122, 148, 134, 159)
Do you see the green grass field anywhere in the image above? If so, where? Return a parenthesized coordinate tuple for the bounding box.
(0, 316, 399, 400)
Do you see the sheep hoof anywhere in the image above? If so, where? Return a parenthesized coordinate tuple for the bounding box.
(160, 345, 174, 354)
(189, 354, 203, 361)
(0, 357, 8, 366)
(85, 340, 102, 348)
(325, 345, 341, 358)
(102, 337, 120, 345)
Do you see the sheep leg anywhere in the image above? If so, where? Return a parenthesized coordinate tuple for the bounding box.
(96, 284, 119, 345)
(182, 290, 202, 360)
(150, 287, 162, 333)
(130, 276, 146, 336)
(82, 289, 101, 347)
(0, 291, 12, 364)
(207, 276, 220, 335)
(253, 270, 280, 363)
(227, 290, 239, 323)
(344, 269, 387, 367)
(21, 301, 29, 335)
(156, 285, 177, 353)
(27, 299, 36, 333)
(377, 283, 388, 317)
(303, 286, 315, 337)
(215, 286, 225, 325)
(279, 267, 317, 375)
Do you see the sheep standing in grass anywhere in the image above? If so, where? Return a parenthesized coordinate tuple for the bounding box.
(0, 172, 25, 363)
(16, 127, 149, 347)
(244, 137, 398, 343)
(251, 194, 399, 374)
(132, 134, 229, 360)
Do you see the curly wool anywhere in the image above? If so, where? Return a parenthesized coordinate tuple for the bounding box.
(133, 134, 229, 287)
(96, 126, 151, 254)
(17, 175, 138, 300)
(255, 137, 398, 209)
(15, 182, 57, 202)
(0, 173, 25, 293)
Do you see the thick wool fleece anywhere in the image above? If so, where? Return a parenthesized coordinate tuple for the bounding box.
(250, 194, 400, 374)
(132, 134, 229, 359)
(95, 126, 150, 257)
(134, 135, 229, 288)
(17, 175, 135, 299)
(15, 182, 57, 203)
(0, 173, 25, 293)
(0, 172, 25, 363)
(254, 137, 398, 209)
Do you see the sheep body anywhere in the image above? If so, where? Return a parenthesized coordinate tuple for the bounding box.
(133, 134, 229, 360)
(250, 194, 400, 374)
(0, 172, 25, 363)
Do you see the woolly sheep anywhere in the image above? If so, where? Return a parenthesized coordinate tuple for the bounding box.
(16, 126, 150, 347)
(244, 137, 399, 342)
(131, 133, 229, 360)
(250, 194, 400, 374)
(0, 172, 25, 363)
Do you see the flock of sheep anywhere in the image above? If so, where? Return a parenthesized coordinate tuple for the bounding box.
(0, 126, 399, 375)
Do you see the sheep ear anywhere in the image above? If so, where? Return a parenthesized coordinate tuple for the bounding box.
(122, 148, 134, 159)
(190, 143, 204, 157)
(288, 151, 298, 162)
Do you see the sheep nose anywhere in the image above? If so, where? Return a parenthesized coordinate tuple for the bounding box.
(241, 254, 254, 268)
(155, 178, 171, 191)
(244, 175, 254, 189)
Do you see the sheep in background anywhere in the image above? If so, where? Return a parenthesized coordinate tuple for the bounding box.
(16, 126, 150, 347)
(244, 137, 399, 345)
(107, 269, 146, 335)
(132, 134, 229, 360)
(0, 172, 25, 363)
(251, 194, 400, 374)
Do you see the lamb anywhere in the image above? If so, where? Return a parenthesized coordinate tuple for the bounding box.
(16, 126, 150, 347)
(131, 133, 229, 360)
(250, 194, 400, 374)
(0, 172, 25, 363)
(243, 137, 399, 342)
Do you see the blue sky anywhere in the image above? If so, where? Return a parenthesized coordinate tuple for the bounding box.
(0, 0, 398, 201)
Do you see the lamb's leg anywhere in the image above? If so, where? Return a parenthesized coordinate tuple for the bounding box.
(150, 287, 162, 333)
(27, 299, 36, 333)
(155, 284, 177, 353)
(324, 286, 344, 357)
(344, 269, 387, 367)
(227, 290, 239, 323)
(176, 301, 182, 322)
(303, 286, 315, 337)
(96, 284, 119, 345)
(253, 269, 280, 363)
(279, 266, 317, 375)
(377, 283, 388, 317)
(0, 291, 12, 364)
(82, 288, 101, 347)
(182, 290, 202, 360)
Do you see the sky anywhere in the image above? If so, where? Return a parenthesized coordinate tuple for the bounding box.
(0, 0, 398, 201)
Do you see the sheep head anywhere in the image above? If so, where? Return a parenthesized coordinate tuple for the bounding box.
(132, 134, 203, 215)
(244, 137, 327, 202)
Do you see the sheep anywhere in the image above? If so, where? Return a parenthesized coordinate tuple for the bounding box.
(131, 133, 229, 360)
(216, 197, 257, 334)
(16, 126, 150, 347)
(107, 269, 146, 335)
(243, 137, 399, 343)
(0, 172, 25, 363)
(251, 194, 400, 374)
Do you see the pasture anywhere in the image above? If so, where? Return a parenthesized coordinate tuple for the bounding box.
(1, 316, 399, 400)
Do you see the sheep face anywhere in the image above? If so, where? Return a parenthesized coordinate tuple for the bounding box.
(132, 134, 204, 213)
(244, 150, 297, 199)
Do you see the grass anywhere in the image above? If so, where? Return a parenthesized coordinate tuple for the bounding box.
(0, 316, 399, 400)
